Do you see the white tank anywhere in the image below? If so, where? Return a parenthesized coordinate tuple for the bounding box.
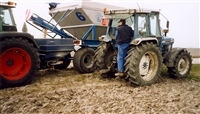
(49, 0, 123, 40)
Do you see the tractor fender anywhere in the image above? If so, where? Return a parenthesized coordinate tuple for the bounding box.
(98, 35, 112, 42)
(130, 37, 158, 45)
(0, 32, 39, 48)
(164, 48, 187, 67)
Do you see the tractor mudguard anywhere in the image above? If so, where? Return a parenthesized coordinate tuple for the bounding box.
(0, 32, 39, 48)
(130, 37, 158, 45)
(164, 48, 186, 67)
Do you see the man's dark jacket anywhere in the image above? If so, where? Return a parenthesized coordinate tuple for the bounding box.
(116, 24, 133, 44)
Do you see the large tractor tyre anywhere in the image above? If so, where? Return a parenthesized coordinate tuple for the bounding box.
(168, 51, 192, 79)
(73, 48, 95, 73)
(93, 42, 115, 78)
(125, 42, 162, 86)
(0, 77, 2, 89)
(0, 38, 40, 88)
(55, 54, 71, 70)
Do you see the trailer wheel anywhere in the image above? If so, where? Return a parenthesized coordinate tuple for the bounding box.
(73, 48, 95, 73)
(168, 51, 192, 78)
(93, 42, 115, 78)
(0, 38, 40, 88)
(125, 42, 162, 86)
(55, 54, 71, 70)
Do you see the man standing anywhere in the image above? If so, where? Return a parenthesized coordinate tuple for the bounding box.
(115, 19, 134, 77)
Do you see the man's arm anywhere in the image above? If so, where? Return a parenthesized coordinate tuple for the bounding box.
(114, 30, 118, 40)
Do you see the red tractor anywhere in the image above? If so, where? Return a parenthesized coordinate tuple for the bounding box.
(0, 2, 40, 88)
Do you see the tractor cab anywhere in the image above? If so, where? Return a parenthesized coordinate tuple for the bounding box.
(104, 9, 168, 45)
(102, 9, 173, 55)
(0, 1, 17, 32)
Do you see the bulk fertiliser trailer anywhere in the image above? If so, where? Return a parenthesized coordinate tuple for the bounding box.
(32, 1, 124, 73)
(0, 2, 76, 88)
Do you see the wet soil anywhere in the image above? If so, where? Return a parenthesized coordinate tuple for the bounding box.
(0, 68, 200, 113)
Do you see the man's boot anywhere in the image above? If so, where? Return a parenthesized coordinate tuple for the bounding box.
(115, 71, 124, 77)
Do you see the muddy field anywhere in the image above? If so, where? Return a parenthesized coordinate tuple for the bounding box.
(0, 67, 200, 113)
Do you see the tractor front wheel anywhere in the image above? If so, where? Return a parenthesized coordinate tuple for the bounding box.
(168, 50, 192, 78)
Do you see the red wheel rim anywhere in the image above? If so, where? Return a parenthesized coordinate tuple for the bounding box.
(0, 48, 31, 80)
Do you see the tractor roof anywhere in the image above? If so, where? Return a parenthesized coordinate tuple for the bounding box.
(0, 1, 16, 8)
(103, 9, 160, 19)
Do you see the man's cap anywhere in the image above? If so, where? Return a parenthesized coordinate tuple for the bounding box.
(118, 19, 126, 23)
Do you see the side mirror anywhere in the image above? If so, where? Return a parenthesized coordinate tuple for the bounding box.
(163, 29, 169, 33)
(166, 21, 169, 28)
(163, 29, 169, 37)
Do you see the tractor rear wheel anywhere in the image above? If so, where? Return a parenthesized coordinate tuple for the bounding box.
(0, 77, 2, 89)
(168, 50, 192, 78)
(0, 38, 40, 88)
(93, 42, 116, 78)
(73, 48, 95, 73)
(125, 42, 162, 86)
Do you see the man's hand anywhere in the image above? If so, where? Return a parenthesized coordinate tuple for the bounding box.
(110, 34, 115, 39)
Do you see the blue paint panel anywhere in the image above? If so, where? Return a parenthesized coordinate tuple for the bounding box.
(34, 39, 74, 52)
(161, 37, 174, 45)
(83, 40, 101, 50)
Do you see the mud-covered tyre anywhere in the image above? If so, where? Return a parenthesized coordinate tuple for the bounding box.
(73, 48, 95, 73)
(0, 77, 2, 89)
(55, 54, 71, 70)
(124, 42, 162, 86)
(0, 38, 40, 88)
(168, 50, 192, 79)
(93, 42, 115, 78)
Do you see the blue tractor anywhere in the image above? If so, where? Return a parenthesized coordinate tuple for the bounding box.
(94, 9, 192, 86)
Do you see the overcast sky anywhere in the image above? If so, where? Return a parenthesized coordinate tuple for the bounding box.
(3, 0, 199, 48)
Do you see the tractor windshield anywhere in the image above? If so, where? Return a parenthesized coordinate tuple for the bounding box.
(149, 13, 161, 37)
(138, 14, 148, 37)
(108, 16, 134, 38)
(137, 13, 161, 38)
(0, 7, 15, 26)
